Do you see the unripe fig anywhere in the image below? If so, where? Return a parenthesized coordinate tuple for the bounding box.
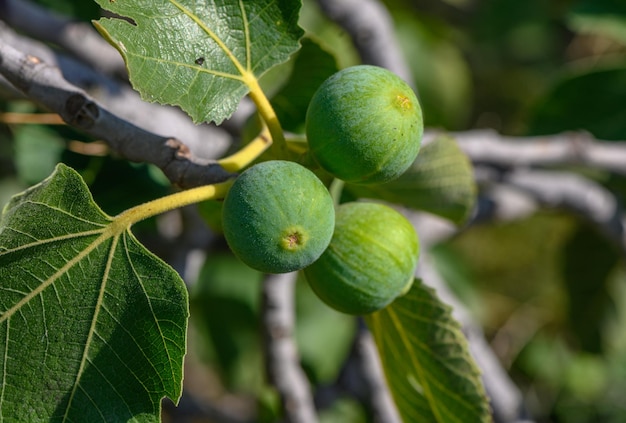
(222, 160, 335, 274)
(305, 65, 423, 184)
(304, 202, 419, 315)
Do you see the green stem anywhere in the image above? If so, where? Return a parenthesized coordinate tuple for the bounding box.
(108, 74, 284, 234)
(244, 73, 289, 159)
(218, 126, 272, 172)
(111, 179, 234, 232)
(329, 178, 345, 208)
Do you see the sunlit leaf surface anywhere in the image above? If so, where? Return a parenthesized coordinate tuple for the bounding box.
(94, 0, 304, 124)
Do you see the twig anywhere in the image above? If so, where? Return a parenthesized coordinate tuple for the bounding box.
(351, 321, 402, 423)
(0, 42, 232, 188)
(448, 129, 626, 176)
(315, 0, 414, 87)
(261, 272, 318, 423)
(500, 169, 626, 254)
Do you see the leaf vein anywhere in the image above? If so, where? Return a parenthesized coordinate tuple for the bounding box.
(76, 384, 108, 423)
(0, 231, 112, 326)
(387, 306, 484, 421)
(239, 0, 251, 71)
(123, 232, 178, 390)
(0, 229, 106, 258)
(85, 354, 137, 417)
(167, 0, 247, 76)
(62, 233, 117, 422)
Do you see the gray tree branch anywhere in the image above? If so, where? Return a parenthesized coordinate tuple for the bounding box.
(452, 129, 626, 176)
(500, 169, 625, 254)
(315, 0, 414, 87)
(0, 41, 232, 188)
(0, 20, 232, 160)
(0, 0, 126, 76)
(261, 272, 318, 423)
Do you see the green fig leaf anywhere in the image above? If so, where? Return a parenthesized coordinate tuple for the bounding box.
(0, 164, 188, 422)
(346, 136, 476, 224)
(93, 0, 304, 124)
(365, 279, 491, 423)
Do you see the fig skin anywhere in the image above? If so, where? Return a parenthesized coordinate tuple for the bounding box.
(304, 202, 419, 315)
(222, 160, 335, 274)
(305, 65, 423, 185)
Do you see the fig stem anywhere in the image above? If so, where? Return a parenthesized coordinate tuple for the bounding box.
(244, 73, 289, 158)
(218, 126, 272, 172)
(329, 178, 345, 207)
(285, 135, 308, 154)
(112, 179, 235, 230)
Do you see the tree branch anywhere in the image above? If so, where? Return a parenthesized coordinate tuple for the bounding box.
(261, 272, 318, 423)
(313, 318, 401, 422)
(499, 169, 626, 254)
(315, 0, 414, 87)
(450, 129, 626, 176)
(0, 20, 232, 160)
(0, 41, 232, 188)
(0, 0, 126, 76)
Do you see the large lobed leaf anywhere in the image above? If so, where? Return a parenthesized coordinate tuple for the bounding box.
(0, 164, 188, 422)
(365, 280, 491, 423)
(93, 0, 304, 124)
(347, 136, 477, 225)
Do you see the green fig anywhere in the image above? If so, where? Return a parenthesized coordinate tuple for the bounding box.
(306, 65, 423, 184)
(304, 202, 419, 314)
(222, 160, 335, 274)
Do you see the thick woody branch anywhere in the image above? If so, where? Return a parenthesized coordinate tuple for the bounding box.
(261, 272, 318, 423)
(314, 319, 401, 422)
(0, 21, 232, 160)
(0, 42, 231, 188)
(0, 0, 126, 76)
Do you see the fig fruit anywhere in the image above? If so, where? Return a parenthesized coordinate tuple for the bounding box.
(222, 160, 335, 274)
(305, 65, 423, 184)
(304, 202, 419, 315)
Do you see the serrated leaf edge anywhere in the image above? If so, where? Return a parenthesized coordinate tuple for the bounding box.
(368, 281, 490, 423)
